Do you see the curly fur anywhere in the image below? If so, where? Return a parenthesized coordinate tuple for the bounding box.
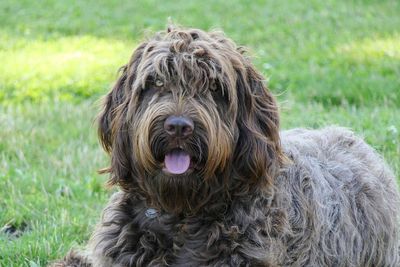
(52, 27, 400, 267)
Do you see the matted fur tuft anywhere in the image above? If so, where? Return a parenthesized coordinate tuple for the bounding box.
(53, 27, 400, 267)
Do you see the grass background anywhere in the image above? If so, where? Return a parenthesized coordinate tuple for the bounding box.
(0, 0, 399, 266)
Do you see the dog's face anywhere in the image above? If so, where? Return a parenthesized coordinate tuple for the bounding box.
(98, 28, 282, 214)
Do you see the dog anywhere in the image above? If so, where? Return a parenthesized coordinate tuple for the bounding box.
(53, 27, 400, 266)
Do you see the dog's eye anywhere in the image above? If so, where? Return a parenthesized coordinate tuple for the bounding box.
(155, 79, 164, 87)
(209, 80, 218, 91)
(211, 82, 229, 107)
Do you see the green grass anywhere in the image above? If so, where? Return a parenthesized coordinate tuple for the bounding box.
(0, 0, 399, 265)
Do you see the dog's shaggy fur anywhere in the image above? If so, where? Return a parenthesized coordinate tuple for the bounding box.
(53, 28, 400, 267)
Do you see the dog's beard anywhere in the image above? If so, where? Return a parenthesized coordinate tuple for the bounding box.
(144, 170, 206, 214)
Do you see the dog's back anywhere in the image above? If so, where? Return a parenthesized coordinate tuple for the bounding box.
(279, 126, 400, 266)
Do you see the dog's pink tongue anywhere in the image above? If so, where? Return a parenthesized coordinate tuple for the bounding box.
(164, 150, 190, 174)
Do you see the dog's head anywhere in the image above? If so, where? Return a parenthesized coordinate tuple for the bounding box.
(98, 28, 283, 214)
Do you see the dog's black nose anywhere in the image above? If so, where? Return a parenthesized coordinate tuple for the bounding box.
(164, 116, 194, 138)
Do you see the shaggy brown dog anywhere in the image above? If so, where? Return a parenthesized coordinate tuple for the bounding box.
(53, 27, 400, 266)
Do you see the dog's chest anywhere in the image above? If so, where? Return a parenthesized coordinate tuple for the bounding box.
(135, 210, 282, 266)
(92, 194, 286, 266)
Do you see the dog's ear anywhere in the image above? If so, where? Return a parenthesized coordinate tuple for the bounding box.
(98, 65, 129, 153)
(97, 44, 147, 188)
(98, 43, 147, 153)
(233, 62, 282, 187)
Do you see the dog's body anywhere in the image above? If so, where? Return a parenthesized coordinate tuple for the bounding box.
(54, 28, 400, 267)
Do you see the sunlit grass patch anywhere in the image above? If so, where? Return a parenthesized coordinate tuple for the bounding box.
(0, 35, 136, 103)
(336, 35, 400, 61)
(280, 35, 400, 107)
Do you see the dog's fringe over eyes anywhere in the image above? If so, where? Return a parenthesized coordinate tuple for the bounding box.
(97, 28, 284, 214)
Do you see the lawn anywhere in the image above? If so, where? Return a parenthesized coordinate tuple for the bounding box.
(0, 0, 399, 266)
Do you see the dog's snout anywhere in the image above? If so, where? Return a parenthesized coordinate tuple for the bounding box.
(164, 116, 194, 138)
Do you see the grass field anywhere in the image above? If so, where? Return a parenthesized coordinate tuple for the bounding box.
(0, 0, 399, 266)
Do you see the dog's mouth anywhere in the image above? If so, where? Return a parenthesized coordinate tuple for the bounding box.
(163, 148, 192, 175)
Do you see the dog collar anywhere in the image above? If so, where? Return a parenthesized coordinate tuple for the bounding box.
(145, 208, 159, 219)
